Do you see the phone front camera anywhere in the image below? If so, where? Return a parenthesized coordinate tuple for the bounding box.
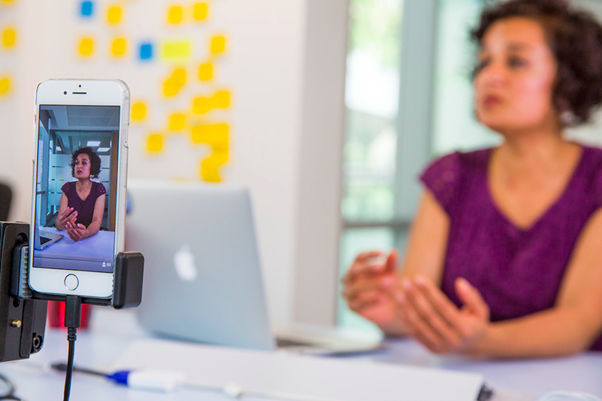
(63, 91, 67, 95)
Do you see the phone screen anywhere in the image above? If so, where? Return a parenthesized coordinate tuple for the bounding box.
(32, 104, 121, 273)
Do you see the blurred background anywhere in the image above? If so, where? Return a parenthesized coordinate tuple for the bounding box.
(3, 0, 602, 334)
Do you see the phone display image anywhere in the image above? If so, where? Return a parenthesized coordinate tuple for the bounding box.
(33, 105, 120, 273)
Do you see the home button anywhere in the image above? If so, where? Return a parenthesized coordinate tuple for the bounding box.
(64, 274, 79, 291)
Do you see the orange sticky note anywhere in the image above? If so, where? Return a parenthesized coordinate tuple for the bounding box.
(210, 35, 227, 55)
(1, 27, 16, 48)
(192, 97, 212, 114)
(168, 5, 183, 24)
(0, 76, 11, 96)
(107, 5, 122, 24)
(147, 134, 164, 153)
(169, 113, 186, 131)
(78, 37, 95, 57)
(213, 90, 231, 108)
(193, 3, 208, 21)
(111, 37, 127, 57)
(198, 62, 213, 82)
(131, 102, 147, 121)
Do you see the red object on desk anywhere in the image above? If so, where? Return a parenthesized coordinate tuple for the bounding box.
(47, 301, 92, 329)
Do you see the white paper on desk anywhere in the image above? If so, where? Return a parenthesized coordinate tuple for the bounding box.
(111, 338, 484, 401)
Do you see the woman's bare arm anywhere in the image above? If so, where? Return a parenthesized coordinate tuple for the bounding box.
(473, 208, 602, 358)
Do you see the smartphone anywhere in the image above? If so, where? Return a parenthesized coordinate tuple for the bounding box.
(29, 79, 130, 298)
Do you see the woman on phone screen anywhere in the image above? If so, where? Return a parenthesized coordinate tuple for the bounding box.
(55, 146, 106, 243)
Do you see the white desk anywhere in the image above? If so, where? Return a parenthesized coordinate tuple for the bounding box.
(0, 309, 600, 400)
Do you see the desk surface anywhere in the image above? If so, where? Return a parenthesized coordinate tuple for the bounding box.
(0, 309, 600, 400)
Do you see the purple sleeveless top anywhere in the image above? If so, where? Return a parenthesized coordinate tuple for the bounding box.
(420, 145, 602, 351)
(61, 181, 106, 228)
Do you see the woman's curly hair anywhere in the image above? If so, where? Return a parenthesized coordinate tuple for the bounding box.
(70, 147, 101, 179)
(471, 0, 602, 126)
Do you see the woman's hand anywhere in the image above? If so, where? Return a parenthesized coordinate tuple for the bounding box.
(56, 207, 77, 231)
(397, 275, 490, 356)
(342, 250, 407, 335)
(66, 222, 87, 242)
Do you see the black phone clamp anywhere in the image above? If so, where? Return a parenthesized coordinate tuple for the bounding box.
(0, 221, 144, 362)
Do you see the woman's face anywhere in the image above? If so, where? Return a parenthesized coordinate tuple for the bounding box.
(74, 153, 91, 180)
(474, 17, 559, 135)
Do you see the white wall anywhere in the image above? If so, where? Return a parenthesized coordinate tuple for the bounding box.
(0, 0, 347, 325)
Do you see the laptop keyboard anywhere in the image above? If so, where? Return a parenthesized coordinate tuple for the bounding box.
(40, 237, 51, 245)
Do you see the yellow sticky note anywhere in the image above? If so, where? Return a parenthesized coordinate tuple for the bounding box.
(193, 3, 208, 21)
(1, 27, 16, 48)
(163, 78, 179, 97)
(0, 76, 11, 96)
(107, 5, 122, 24)
(172, 67, 187, 87)
(0, 0, 16, 4)
(210, 35, 227, 55)
(213, 90, 231, 108)
(199, 152, 228, 182)
(161, 40, 191, 61)
(169, 113, 186, 131)
(167, 5, 183, 24)
(191, 123, 229, 151)
(78, 37, 95, 57)
(198, 62, 213, 82)
(131, 102, 147, 121)
(192, 97, 212, 114)
(111, 37, 127, 57)
(147, 134, 164, 153)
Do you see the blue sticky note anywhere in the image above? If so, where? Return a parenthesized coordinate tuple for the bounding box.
(139, 43, 153, 60)
(80, 1, 94, 17)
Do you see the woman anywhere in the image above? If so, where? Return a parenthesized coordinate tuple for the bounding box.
(343, 0, 602, 358)
(55, 146, 106, 242)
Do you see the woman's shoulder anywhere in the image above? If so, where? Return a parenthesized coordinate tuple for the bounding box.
(61, 181, 75, 193)
(421, 147, 491, 178)
(92, 181, 107, 196)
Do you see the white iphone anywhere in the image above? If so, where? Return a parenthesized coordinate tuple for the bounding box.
(29, 79, 130, 298)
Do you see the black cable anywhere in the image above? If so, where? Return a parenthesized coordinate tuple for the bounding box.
(0, 373, 21, 400)
(63, 296, 81, 401)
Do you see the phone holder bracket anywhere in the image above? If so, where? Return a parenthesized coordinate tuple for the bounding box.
(0, 221, 144, 362)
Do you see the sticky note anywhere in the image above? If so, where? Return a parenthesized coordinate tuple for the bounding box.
(0, 76, 11, 96)
(147, 134, 164, 153)
(167, 5, 183, 24)
(111, 37, 127, 57)
(160, 40, 191, 61)
(80, 1, 93, 17)
(198, 62, 213, 82)
(139, 43, 153, 60)
(199, 152, 228, 182)
(193, 3, 208, 21)
(1, 28, 16, 48)
(131, 102, 146, 121)
(213, 90, 231, 108)
(210, 35, 227, 55)
(107, 5, 122, 24)
(163, 78, 179, 97)
(191, 123, 229, 150)
(173, 68, 187, 85)
(192, 97, 211, 114)
(0, 0, 16, 4)
(169, 113, 186, 131)
(78, 37, 95, 57)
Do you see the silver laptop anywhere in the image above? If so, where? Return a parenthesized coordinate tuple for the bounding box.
(125, 180, 382, 354)
(34, 224, 64, 250)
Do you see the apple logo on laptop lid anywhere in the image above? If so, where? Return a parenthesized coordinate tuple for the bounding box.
(174, 244, 198, 282)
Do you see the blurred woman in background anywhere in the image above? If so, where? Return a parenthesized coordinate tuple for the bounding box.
(343, 0, 602, 358)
